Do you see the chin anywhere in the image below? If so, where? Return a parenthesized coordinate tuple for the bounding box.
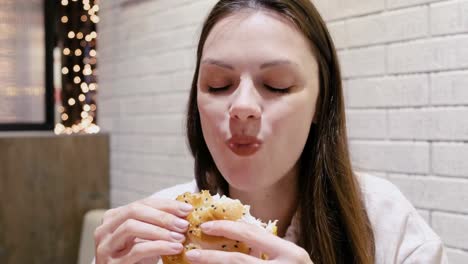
(222, 169, 265, 191)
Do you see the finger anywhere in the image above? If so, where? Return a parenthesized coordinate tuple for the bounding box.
(185, 249, 266, 264)
(96, 201, 191, 240)
(200, 220, 284, 258)
(113, 240, 183, 264)
(141, 196, 193, 218)
(106, 219, 186, 253)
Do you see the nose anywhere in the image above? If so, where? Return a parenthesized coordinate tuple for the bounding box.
(229, 82, 261, 121)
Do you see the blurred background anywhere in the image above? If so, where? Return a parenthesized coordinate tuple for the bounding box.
(0, 0, 467, 263)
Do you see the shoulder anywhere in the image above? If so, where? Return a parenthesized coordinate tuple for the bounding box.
(355, 172, 446, 263)
(149, 180, 198, 200)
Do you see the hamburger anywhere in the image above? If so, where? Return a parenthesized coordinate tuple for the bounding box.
(162, 190, 278, 264)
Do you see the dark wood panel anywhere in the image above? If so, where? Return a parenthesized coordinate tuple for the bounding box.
(0, 133, 109, 264)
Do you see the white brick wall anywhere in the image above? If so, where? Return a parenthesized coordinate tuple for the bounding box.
(98, 0, 468, 261)
(323, 0, 468, 261)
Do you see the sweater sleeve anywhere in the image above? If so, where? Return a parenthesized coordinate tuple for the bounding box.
(402, 239, 448, 264)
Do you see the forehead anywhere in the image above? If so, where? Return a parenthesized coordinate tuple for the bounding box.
(202, 10, 315, 68)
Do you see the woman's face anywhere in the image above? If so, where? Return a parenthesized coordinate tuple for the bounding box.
(197, 10, 319, 192)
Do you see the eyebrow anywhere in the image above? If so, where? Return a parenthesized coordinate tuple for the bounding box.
(201, 58, 297, 70)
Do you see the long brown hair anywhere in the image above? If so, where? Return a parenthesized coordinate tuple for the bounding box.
(186, 0, 375, 263)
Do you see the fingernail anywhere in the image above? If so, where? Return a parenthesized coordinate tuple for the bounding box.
(180, 203, 193, 212)
(185, 250, 200, 260)
(174, 218, 189, 229)
(170, 242, 183, 251)
(200, 222, 212, 231)
(170, 232, 185, 242)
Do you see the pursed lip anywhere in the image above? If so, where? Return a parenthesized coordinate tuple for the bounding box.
(226, 135, 262, 156)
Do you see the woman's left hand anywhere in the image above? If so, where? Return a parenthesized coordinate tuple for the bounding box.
(184, 220, 314, 264)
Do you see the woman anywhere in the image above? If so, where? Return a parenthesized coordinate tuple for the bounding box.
(94, 0, 447, 263)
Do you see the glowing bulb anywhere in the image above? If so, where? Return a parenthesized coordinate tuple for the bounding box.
(85, 34, 92, 42)
(61, 67, 69, 74)
(61, 0, 68, 6)
(79, 94, 86, 102)
(90, 104, 97, 111)
(90, 31, 97, 39)
(61, 16, 68, 23)
(81, 111, 89, 118)
(61, 113, 69, 120)
(68, 31, 75, 39)
(76, 32, 83, 39)
(89, 49, 96, 57)
(83, 68, 92, 75)
(73, 65, 80, 72)
(89, 83, 96, 90)
(75, 49, 82, 56)
(74, 76, 81, 84)
(83, 104, 91, 111)
(93, 5, 99, 12)
(91, 15, 100, 23)
(68, 98, 76, 106)
(84, 4, 90, 10)
(58, 106, 65, 113)
(81, 83, 89, 93)
(63, 48, 70, 55)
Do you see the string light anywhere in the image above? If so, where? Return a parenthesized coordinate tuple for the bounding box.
(68, 31, 75, 39)
(55, 2, 100, 135)
(80, 83, 89, 93)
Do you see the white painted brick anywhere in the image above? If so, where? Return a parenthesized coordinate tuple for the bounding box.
(117, 114, 185, 136)
(447, 248, 468, 264)
(430, 0, 468, 36)
(417, 209, 431, 223)
(346, 109, 387, 139)
(114, 134, 190, 157)
(432, 212, 468, 250)
(112, 169, 190, 194)
(113, 152, 193, 178)
(388, 108, 468, 140)
(347, 74, 429, 108)
(388, 35, 468, 74)
(338, 46, 386, 78)
(119, 92, 189, 115)
(387, 174, 468, 213)
(433, 143, 468, 178)
(430, 108, 468, 140)
(344, 6, 428, 47)
(327, 21, 347, 49)
(388, 109, 431, 140)
(387, 0, 441, 9)
(431, 70, 468, 105)
(349, 141, 430, 173)
(312, 0, 385, 21)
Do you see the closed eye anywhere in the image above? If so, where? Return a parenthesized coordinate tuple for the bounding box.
(264, 84, 291, 94)
(208, 85, 230, 93)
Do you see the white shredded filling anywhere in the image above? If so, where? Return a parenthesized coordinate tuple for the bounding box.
(212, 194, 277, 234)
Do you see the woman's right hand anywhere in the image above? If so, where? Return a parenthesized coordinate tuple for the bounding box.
(94, 196, 193, 264)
